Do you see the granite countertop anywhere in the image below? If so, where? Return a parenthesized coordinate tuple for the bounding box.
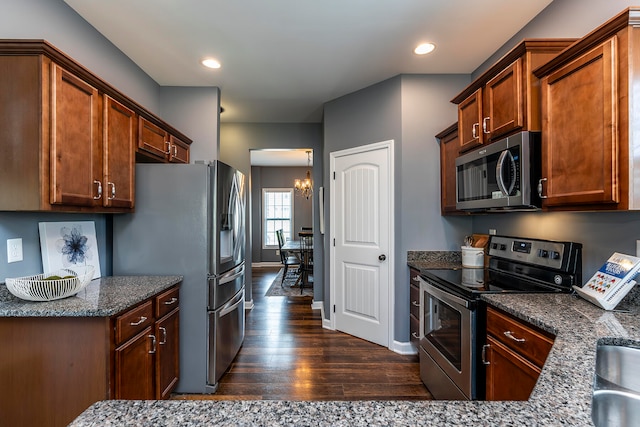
(70, 284, 640, 426)
(0, 275, 182, 317)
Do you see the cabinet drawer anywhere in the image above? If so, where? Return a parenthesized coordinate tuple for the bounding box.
(116, 301, 154, 345)
(156, 286, 180, 319)
(410, 284, 420, 319)
(487, 307, 554, 368)
(410, 314, 420, 342)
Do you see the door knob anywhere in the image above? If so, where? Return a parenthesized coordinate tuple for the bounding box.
(379, 254, 386, 261)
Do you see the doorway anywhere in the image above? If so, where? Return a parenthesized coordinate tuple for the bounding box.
(330, 140, 394, 348)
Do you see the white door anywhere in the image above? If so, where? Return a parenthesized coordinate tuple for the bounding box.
(330, 140, 393, 347)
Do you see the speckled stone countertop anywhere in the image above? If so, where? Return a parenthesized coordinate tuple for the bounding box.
(0, 275, 182, 317)
(407, 250, 462, 270)
(70, 280, 640, 426)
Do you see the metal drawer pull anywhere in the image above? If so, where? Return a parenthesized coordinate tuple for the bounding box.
(482, 344, 490, 365)
(159, 326, 167, 345)
(538, 178, 548, 199)
(164, 297, 178, 305)
(411, 332, 420, 339)
(411, 300, 420, 307)
(149, 334, 157, 354)
(130, 316, 147, 326)
(165, 141, 171, 154)
(412, 276, 421, 281)
(504, 331, 526, 343)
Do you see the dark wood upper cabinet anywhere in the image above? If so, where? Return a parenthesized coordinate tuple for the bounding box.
(436, 123, 466, 215)
(0, 40, 191, 212)
(534, 8, 640, 211)
(452, 39, 576, 154)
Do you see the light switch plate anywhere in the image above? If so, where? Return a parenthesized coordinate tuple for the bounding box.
(7, 238, 23, 263)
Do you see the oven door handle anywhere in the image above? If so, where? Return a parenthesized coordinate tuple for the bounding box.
(419, 277, 470, 309)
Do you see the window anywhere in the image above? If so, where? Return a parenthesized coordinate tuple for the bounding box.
(263, 188, 293, 248)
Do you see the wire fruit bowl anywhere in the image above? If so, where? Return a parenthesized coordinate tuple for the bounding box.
(6, 265, 95, 302)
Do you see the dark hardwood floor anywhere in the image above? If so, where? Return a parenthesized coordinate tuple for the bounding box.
(173, 267, 432, 401)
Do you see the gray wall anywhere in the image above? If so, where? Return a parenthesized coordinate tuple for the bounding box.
(159, 86, 220, 163)
(220, 123, 323, 302)
(323, 74, 471, 342)
(251, 166, 314, 264)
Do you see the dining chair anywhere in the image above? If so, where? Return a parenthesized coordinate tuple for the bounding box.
(276, 229, 300, 286)
(298, 233, 313, 294)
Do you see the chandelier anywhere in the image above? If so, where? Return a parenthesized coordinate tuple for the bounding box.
(294, 150, 313, 199)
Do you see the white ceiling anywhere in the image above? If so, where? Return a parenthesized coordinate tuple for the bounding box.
(63, 0, 553, 124)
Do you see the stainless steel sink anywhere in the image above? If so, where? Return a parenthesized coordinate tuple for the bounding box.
(593, 344, 640, 427)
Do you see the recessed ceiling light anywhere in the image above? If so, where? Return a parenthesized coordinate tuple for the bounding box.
(414, 43, 436, 55)
(201, 58, 221, 69)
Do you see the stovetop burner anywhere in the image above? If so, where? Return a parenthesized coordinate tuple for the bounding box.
(421, 235, 583, 300)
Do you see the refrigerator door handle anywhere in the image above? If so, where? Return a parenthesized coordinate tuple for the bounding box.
(219, 292, 244, 317)
(219, 264, 244, 285)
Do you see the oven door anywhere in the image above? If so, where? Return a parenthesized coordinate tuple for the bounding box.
(419, 277, 476, 400)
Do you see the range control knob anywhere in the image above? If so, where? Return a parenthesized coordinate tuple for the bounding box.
(491, 243, 498, 250)
(499, 244, 507, 251)
(538, 249, 549, 258)
(554, 275, 563, 285)
(550, 251, 561, 260)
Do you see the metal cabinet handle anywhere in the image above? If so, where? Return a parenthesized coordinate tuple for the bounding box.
(149, 334, 157, 354)
(107, 182, 116, 200)
(93, 180, 102, 200)
(482, 344, 491, 365)
(412, 276, 421, 281)
(538, 178, 548, 199)
(504, 331, 526, 343)
(482, 116, 490, 134)
(130, 316, 147, 326)
(173, 145, 177, 156)
(411, 300, 420, 307)
(472, 123, 479, 139)
(411, 332, 420, 339)
(164, 297, 178, 306)
(159, 326, 167, 345)
(165, 141, 171, 154)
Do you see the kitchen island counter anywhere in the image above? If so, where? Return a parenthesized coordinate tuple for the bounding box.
(0, 275, 182, 317)
(70, 292, 640, 426)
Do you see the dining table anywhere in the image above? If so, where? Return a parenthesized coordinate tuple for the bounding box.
(281, 232, 313, 289)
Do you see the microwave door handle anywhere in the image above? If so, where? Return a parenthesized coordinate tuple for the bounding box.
(495, 150, 516, 196)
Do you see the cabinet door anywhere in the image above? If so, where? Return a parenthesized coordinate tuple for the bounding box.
(438, 125, 462, 214)
(540, 37, 618, 207)
(484, 59, 524, 140)
(156, 308, 180, 399)
(50, 64, 102, 206)
(485, 335, 540, 401)
(115, 326, 155, 399)
(458, 89, 484, 152)
(103, 96, 135, 209)
(138, 117, 169, 161)
(169, 135, 190, 164)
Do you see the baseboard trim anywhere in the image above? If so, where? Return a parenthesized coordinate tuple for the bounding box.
(311, 300, 323, 310)
(391, 340, 418, 355)
(252, 262, 282, 268)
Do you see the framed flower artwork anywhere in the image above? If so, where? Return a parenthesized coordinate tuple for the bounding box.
(38, 221, 102, 279)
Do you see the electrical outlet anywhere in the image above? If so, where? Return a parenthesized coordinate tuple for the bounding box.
(637, 240, 640, 258)
(489, 229, 497, 235)
(275, 249, 280, 256)
(7, 238, 23, 263)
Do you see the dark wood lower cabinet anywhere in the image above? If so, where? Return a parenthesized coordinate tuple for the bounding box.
(0, 284, 180, 427)
(485, 306, 554, 401)
(115, 326, 156, 399)
(485, 335, 541, 400)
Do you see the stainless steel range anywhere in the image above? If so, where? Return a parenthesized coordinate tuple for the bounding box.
(417, 235, 582, 400)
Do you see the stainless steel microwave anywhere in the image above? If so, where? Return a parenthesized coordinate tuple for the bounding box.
(455, 131, 541, 211)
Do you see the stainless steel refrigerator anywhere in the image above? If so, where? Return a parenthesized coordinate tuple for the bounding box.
(113, 161, 246, 393)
